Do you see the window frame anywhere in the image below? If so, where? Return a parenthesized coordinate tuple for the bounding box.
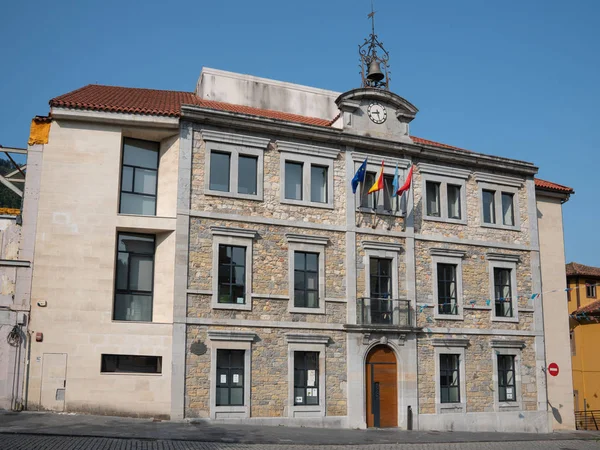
(497, 354, 516, 403)
(215, 349, 245, 407)
(488, 259, 519, 323)
(293, 351, 320, 406)
(355, 161, 407, 217)
(439, 353, 461, 404)
(586, 280, 596, 298)
(293, 251, 320, 309)
(216, 244, 247, 306)
(100, 354, 162, 375)
(433, 343, 467, 414)
(208, 331, 254, 419)
(211, 227, 256, 311)
(420, 172, 468, 225)
(490, 344, 523, 411)
(286, 336, 327, 418)
(113, 232, 156, 323)
(119, 137, 159, 216)
(203, 132, 266, 201)
(280, 152, 334, 209)
(286, 234, 327, 314)
(477, 182, 521, 231)
(431, 249, 465, 320)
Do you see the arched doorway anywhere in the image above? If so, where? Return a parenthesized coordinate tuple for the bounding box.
(366, 345, 398, 428)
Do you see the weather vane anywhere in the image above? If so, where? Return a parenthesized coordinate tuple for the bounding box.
(359, 0, 390, 90)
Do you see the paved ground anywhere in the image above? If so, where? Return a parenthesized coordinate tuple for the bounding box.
(0, 411, 599, 449)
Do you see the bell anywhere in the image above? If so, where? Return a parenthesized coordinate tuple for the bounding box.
(366, 60, 384, 82)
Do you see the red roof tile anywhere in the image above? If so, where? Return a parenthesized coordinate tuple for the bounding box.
(566, 262, 600, 278)
(49, 84, 331, 126)
(574, 299, 600, 315)
(410, 136, 471, 152)
(534, 178, 574, 194)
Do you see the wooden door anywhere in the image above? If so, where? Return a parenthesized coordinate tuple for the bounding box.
(41, 353, 67, 411)
(366, 346, 398, 427)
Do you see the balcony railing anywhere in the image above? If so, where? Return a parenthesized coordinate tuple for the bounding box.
(357, 297, 412, 327)
(575, 410, 600, 430)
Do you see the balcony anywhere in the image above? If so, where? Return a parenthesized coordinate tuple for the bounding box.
(357, 297, 413, 328)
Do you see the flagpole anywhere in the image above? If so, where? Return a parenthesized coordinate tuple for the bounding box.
(359, 163, 368, 226)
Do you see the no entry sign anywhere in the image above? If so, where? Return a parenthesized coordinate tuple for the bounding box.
(548, 362, 559, 377)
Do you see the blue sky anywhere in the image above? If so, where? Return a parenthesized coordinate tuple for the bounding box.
(1, 0, 598, 264)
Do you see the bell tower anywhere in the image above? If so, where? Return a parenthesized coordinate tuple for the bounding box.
(335, 5, 418, 143)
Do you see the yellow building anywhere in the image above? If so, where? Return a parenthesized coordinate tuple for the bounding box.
(567, 262, 600, 419)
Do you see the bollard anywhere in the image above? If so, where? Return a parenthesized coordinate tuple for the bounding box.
(407, 405, 413, 430)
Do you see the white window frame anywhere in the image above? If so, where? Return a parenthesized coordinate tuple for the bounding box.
(210, 227, 257, 311)
(285, 333, 328, 418)
(432, 338, 468, 414)
(203, 130, 268, 201)
(487, 254, 520, 323)
(476, 180, 521, 231)
(419, 164, 469, 225)
(286, 234, 328, 314)
(430, 249, 466, 320)
(277, 141, 338, 209)
(208, 330, 255, 419)
(490, 340, 524, 411)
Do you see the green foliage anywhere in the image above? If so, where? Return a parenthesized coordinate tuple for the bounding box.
(0, 158, 22, 209)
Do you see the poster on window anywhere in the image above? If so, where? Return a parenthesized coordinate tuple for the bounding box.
(307, 388, 317, 397)
(307, 370, 316, 387)
(295, 396, 303, 403)
(506, 387, 514, 399)
(220, 374, 227, 384)
(233, 374, 239, 384)
(236, 297, 244, 304)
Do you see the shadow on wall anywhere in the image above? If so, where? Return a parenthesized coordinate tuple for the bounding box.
(548, 400, 562, 424)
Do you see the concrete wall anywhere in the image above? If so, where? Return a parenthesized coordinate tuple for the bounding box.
(197, 68, 340, 121)
(26, 119, 179, 418)
(537, 193, 576, 429)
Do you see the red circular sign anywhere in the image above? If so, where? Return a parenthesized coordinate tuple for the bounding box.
(548, 362, 559, 377)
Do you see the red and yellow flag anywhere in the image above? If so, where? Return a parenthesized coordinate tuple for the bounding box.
(367, 161, 385, 194)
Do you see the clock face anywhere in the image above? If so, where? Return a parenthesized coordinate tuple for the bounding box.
(367, 102, 387, 124)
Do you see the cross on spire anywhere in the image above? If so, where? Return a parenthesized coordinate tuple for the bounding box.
(368, 1, 376, 35)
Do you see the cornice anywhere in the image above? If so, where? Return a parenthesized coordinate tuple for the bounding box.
(431, 338, 470, 348)
(276, 140, 340, 159)
(362, 241, 403, 252)
(201, 129, 270, 148)
(429, 248, 467, 258)
(285, 233, 329, 246)
(210, 226, 258, 239)
(418, 163, 471, 180)
(490, 339, 526, 349)
(285, 333, 330, 345)
(474, 172, 525, 188)
(486, 252, 521, 263)
(207, 330, 257, 342)
(352, 152, 411, 169)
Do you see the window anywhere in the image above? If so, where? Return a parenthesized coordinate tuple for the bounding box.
(447, 184, 461, 219)
(440, 354, 460, 403)
(114, 233, 155, 322)
(360, 172, 376, 208)
(570, 330, 576, 356)
(586, 281, 596, 298)
(361, 172, 401, 213)
(119, 138, 159, 215)
(497, 355, 516, 402)
(216, 349, 245, 406)
(294, 252, 319, 308)
(370, 257, 393, 324)
(101, 354, 161, 374)
(382, 175, 399, 212)
(420, 171, 467, 223)
(285, 161, 303, 200)
(218, 245, 246, 304)
(426, 181, 441, 217)
(501, 193, 514, 226)
(437, 263, 458, 315)
(482, 190, 495, 224)
(294, 351, 319, 405)
(310, 165, 328, 203)
(238, 155, 258, 195)
(203, 130, 267, 200)
(494, 267, 513, 317)
(478, 182, 520, 230)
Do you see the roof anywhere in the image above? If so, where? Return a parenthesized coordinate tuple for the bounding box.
(534, 178, 574, 194)
(48, 84, 570, 190)
(574, 299, 600, 316)
(566, 262, 600, 278)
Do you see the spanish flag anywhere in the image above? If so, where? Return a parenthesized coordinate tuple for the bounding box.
(367, 161, 385, 194)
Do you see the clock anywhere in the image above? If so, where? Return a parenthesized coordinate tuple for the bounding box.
(367, 102, 387, 124)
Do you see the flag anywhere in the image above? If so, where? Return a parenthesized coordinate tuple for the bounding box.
(395, 164, 414, 196)
(367, 161, 385, 194)
(351, 158, 367, 194)
(391, 164, 399, 197)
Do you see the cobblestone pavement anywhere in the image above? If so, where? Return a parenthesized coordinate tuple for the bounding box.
(1, 434, 600, 450)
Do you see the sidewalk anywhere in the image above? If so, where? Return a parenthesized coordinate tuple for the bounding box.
(0, 411, 598, 446)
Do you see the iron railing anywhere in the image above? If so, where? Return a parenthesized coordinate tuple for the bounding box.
(357, 297, 412, 327)
(575, 410, 600, 430)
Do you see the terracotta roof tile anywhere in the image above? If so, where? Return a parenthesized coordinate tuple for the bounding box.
(0, 207, 20, 216)
(534, 178, 574, 194)
(410, 136, 472, 152)
(566, 262, 600, 278)
(574, 299, 600, 316)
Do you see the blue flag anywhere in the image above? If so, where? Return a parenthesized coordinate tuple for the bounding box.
(391, 164, 399, 197)
(351, 158, 368, 193)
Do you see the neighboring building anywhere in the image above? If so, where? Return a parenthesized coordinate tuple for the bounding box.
(535, 180, 575, 430)
(567, 262, 600, 415)
(22, 27, 575, 431)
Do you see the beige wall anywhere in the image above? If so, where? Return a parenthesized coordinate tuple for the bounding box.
(537, 193, 575, 429)
(27, 119, 179, 418)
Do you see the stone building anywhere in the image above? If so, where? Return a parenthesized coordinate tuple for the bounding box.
(21, 29, 576, 431)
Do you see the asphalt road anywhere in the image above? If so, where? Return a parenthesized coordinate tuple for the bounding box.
(1, 434, 600, 450)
